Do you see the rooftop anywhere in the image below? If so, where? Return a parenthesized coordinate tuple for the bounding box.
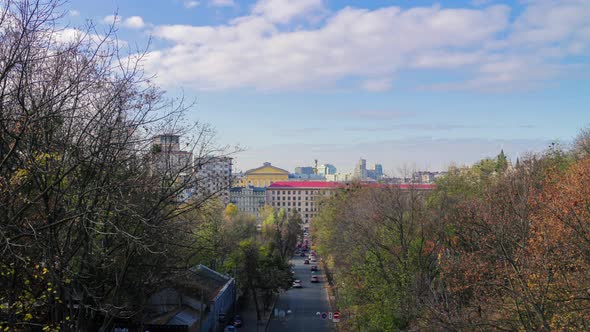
(268, 181, 344, 189)
(268, 181, 436, 190)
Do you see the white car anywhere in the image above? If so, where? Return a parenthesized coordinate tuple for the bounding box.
(292, 280, 302, 288)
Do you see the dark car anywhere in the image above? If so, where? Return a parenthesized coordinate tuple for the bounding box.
(233, 315, 243, 327)
(300, 252, 306, 257)
(304, 259, 310, 264)
(311, 265, 318, 271)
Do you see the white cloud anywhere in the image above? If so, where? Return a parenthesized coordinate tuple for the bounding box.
(102, 14, 121, 25)
(184, 1, 200, 9)
(51, 28, 127, 47)
(123, 16, 146, 29)
(69, 9, 80, 17)
(252, 0, 324, 23)
(361, 78, 392, 92)
(141, 0, 590, 92)
(210, 0, 235, 7)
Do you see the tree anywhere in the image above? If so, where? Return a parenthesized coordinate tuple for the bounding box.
(496, 149, 509, 173)
(313, 185, 435, 330)
(573, 125, 590, 158)
(0, 1, 227, 330)
(261, 208, 301, 261)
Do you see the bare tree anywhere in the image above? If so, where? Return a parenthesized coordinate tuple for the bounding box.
(0, 0, 229, 330)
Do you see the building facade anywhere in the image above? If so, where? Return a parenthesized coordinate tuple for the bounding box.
(353, 158, 367, 180)
(230, 186, 266, 218)
(238, 162, 289, 188)
(266, 181, 343, 226)
(151, 134, 193, 176)
(325, 172, 353, 182)
(294, 166, 315, 175)
(318, 164, 337, 175)
(195, 156, 233, 204)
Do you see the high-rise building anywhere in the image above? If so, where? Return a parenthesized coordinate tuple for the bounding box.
(374, 164, 383, 178)
(195, 156, 233, 204)
(318, 164, 337, 175)
(353, 158, 367, 180)
(151, 134, 193, 176)
(294, 166, 315, 175)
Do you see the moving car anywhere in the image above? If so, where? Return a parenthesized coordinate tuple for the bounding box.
(311, 275, 319, 283)
(304, 259, 310, 264)
(311, 265, 318, 271)
(293, 279, 302, 288)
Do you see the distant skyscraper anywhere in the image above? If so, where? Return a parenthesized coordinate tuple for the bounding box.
(354, 158, 367, 180)
(374, 164, 383, 179)
(294, 166, 315, 175)
(318, 164, 337, 175)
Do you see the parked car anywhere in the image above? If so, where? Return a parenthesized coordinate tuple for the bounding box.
(300, 252, 306, 257)
(311, 265, 318, 271)
(304, 259, 310, 264)
(311, 275, 319, 283)
(310, 257, 317, 262)
(293, 280, 302, 288)
(233, 315, 243, 327)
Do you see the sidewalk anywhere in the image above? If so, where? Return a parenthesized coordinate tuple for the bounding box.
(237, 292, 278, 332)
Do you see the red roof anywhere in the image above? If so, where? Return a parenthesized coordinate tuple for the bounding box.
(268, 181, 344, 189)
(267, 181, 436, 190)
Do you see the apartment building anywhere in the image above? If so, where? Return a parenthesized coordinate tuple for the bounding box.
(266, 181, 343, 225)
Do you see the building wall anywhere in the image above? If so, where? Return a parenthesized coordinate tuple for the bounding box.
(238, 163, 289, 188)
(266, 186, 336, 225)
(195, 157, 233, 204)
(230, 187, 266, 217)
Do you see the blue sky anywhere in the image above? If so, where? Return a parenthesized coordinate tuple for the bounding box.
(63, 0, 590, 174)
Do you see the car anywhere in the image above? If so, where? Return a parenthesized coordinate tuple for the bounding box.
(224, 325, 237, 332)
(304, 259, 310, 264)
(293, 280, 302, 288)
(311, 265, 318, 271)
(311, 275, 319, 283)
(310, 257, 317, 262)
(233, 315, 243, 327)
(300, 252, 306, 257)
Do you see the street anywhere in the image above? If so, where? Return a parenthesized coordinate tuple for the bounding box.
(267, 254, 332, 332)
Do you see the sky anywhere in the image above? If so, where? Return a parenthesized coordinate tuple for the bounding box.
(62, 0, 590, 175)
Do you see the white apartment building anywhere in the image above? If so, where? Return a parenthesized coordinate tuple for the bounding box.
(230, 186, 266, 218)
(195, 156, 233, 204)
(266, 181, 343, 226)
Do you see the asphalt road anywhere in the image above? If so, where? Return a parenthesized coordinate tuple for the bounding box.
(267, 254, 332, 332)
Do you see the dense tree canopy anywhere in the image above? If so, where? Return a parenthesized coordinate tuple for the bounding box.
(314, 137, 590, 331)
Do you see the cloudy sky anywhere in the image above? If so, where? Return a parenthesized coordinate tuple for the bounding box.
(64, 0, 590, 174)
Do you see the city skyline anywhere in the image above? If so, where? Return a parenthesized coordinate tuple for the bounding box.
(62, 0, 590, 173)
